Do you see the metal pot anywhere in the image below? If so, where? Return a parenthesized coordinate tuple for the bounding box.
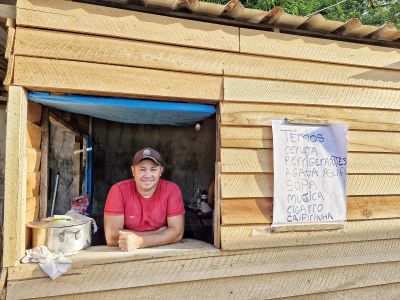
(27, 218, 92, 253)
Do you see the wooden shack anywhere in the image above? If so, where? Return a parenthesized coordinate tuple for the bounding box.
(2, 0, 400, 298)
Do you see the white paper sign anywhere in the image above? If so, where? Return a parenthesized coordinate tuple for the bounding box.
(271, 120, 348, 229)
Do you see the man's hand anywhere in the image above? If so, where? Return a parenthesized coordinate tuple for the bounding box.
(118, 231, 144, 251)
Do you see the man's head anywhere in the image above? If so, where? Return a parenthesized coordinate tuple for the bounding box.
(131, 148, 164, 196)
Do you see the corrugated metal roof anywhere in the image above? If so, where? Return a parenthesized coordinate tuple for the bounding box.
(82, 0, 400, 46)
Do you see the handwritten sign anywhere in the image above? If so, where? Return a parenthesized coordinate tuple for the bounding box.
(271, 120, 348, 230)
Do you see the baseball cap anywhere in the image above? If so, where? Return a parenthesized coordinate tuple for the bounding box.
(131, 147, 162, 166)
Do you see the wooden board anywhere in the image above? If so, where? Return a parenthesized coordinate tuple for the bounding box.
(224, 77, 400, 110)
(25, 205, 39, 224)
(14, 27, 225, 76)
(221, 174, 400, 198)
(26, 196, 39, 212)
(7, 239, 400, 299)
(10, 259, 400, 300)
(221, 196, 400, 225)
(221, 126, 400, 152)
(39, 106, 48, 219)
(12, 56, 222, 102)
(26, 121, 41, 149)
(27, 101, 42, 124)
(221, 219, 400, 250)
(14, 27, 400, 90)
(26, 171, 40, 199)
(16, 0, 239, 51)
(220, 102, 400, 132)
(240, 28, 400, 70)
(221, 149, 400, 174)
(281, 282, 400, 300)
(3, 86, 28, 267)
(25, 147, 40, 173)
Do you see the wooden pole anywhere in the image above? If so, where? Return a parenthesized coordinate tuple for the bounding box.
(2, 86, 28, 267)
(39, 107, 49, 219)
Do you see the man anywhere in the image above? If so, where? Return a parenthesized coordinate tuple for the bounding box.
(104, 147, 185, 251)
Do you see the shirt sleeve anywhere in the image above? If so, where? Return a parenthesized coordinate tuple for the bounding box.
(104, 184, 125, 215)
(167, 183, 185, 217)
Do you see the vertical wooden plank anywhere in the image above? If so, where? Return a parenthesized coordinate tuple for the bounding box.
(39, 107, 49, 219)
(213, 162, 221, 248)
(3, 86, 28, 267)
(213, 102, 222, 248)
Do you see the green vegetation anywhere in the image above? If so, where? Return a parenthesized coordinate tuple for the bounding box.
(205, 0, 400, 28)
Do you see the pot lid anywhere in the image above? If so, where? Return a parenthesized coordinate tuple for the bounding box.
(27, 217, 89, 229)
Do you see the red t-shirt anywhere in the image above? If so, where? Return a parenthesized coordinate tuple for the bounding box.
(104, 179, 185, 231)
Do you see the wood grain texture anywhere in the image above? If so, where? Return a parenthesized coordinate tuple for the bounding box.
(12, 56, 222, 102)
(27, 101, 42, 124)
(7, 239, 400, 299)
(281, 282, 400, 300)
(221, 148, 400, 174)
(26, 121, 41, 149)
(14, 27, 400, 89)
(221, 196, 400, 225)
(17, 0, 239, 51)
(213, 162, 221, 248)
(221, 126, 400, 152)
(14, 27, 225, 76)
(25, 147, 40, 173)
(224, 77, 400, 110)
(221, 102, 400, 131)
(26, 171, 40, 199)
(221, 219, 400, 250)
(221, 174, 400, 198)
(3, 86, 28, 267)
(15, 260, 400, 299)
(240, 28, 400, 70)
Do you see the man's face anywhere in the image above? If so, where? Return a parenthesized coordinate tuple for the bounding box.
(131, 159, 163, 194)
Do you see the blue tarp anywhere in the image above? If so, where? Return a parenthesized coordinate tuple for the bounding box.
(28, 92, 216, 125)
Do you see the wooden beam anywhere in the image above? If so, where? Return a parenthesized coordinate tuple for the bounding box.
(3, 86, 28, 267)
(221, 126, 400, 152)
(221, 219, 400, 250)
(220, 174, 400, 198)
(16, 0, 239, 51)
(9, 257, 400, 299)
(220, 149, 400, 174)
(7, 238, 400, 298)
(12, 56, 222, 102)
(39, 106, 48, 219)
(284, 282, 400, 300)
(224, 77, 400, 110)
(240, 28, 400, 70)
(221, 196, 400, 225)
(213, 162, 221, 248)
(220, 103, 400, 132)
(13, 27, 400, 90)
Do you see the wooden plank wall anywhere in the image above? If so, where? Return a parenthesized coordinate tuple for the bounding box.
(4, 0, 400, 298)
(25, 101, 41, 249)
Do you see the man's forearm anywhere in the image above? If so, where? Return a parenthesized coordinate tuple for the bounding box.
(140, 227, 183, 248)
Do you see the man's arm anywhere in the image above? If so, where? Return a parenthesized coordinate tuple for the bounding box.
(104, 214, 124, 246)
(118, 215, 184, 251)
